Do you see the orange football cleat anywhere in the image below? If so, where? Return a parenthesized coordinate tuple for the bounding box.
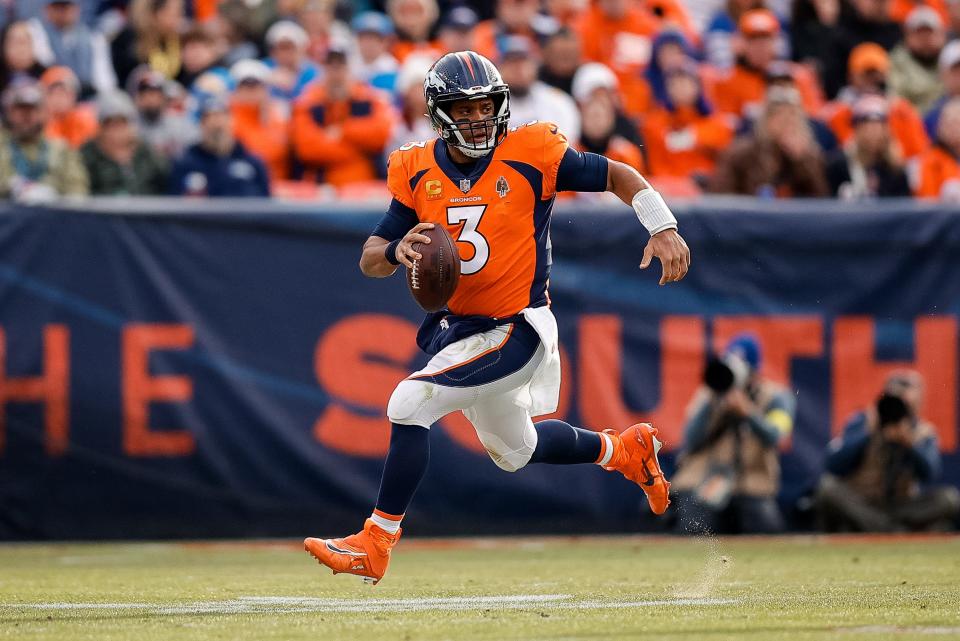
(304, 519, 401, 585)
(602, 423, 671, 515)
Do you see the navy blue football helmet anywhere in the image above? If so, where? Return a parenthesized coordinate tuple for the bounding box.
(424, 51, 510, 158)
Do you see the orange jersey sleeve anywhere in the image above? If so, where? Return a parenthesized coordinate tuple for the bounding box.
(506, 120, 570, 199)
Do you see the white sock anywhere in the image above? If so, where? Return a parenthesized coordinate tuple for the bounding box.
(370, 510, 402, 534)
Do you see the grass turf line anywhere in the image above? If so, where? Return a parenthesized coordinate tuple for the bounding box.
(0, 536, 958, 640)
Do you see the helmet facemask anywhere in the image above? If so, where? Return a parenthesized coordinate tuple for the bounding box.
(429, 86, 510, 159)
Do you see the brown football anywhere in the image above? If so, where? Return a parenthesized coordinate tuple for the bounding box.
(407, 225, 461, 312)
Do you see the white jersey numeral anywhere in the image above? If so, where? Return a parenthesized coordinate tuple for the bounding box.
(447, 205, 489, 275)
(398, 141, 427, 151)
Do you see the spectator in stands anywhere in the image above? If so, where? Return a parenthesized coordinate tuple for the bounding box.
(291, 44, 393, 187)
(816, 371, 960, 532)
(949, 0, 960, 34)
(388, 54, 435, 154)
(545, 0, 587, 26)
(218, 0, 278, 48)
(169, 96, 270, 197)
(1, 20, 45, 89)
(924, 40, 960, 137)
(537, 27, 581, 96)
(643, 62, 734, 184)
(80, 90, 168, 195)
(436, 5, 478, 54)
(890, 0, 951, 24)
(498, 36, 580, 141)
(837, 0, 903, 52)
(176, 26, 227, 90)
(713, 86, 830, 196)
(298, 0, 353, 64)
(672, 334, 794, 534)
(475, 0, 558, 60)
(575, 0, 657, 116)
(890, 7, 949, 112)
(229, 59, 289, 183)
(645, 30, 699, 117)
(129, 66, 196, 159)
(28, 0, 116, 97)
(263, 20, 320, 102)
(763, 61, 840, 152)
(826, 94, 911, 198)
(571, 61, 645, 150)
(791, 0, 848, 98)
(111, 0, 186, 88)
(576, 78, 645, 174)
(39, 66, 95, 149)
(351, 12, 399, 92)
(705, 0, 769, 70)
(205, 12, 259, 68)
(713, 9, 823, 120)
(822, 43, 930, 159)
(0, 78, 88, 200)
(388, 0, 440, 62)
(915, 97, 960, 199)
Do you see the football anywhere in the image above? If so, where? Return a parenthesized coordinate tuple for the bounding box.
(406, 225, 461, 312)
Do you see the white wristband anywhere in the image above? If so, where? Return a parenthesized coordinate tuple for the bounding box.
(632, 188, 678, 236)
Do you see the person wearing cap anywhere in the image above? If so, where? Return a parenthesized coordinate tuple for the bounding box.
(816, 371, 959, 532)
(127, 65, 197, 159)
(672, 334, 796, 535)
(915, 97, 960, 199)
(79, 90, 168, 195)
(40, 65, 96, 149)
(168, 96, 270, 197)
(890, 0, 951, 24)
(387, 53, 436, 156)
(26, 0, 117, 98)
(704, 0, 773, 71)
(574, 78, 646, 182)
(923, 40, 960, 137)
(498, 35, 580, 142)
(229, 59, 289, 183)
(437, 5, 479, 54)
(821, 42, 930, 159)
(712, 86, 830, 196)
(713, 9, 824, 119)
(825, 94, 911, 198)
(351, 12, 400, 92)
(472, 0, 557, 62)
(889, 6, 949, 111)
(571, 61, 645, 149)
(642, 60, 734, 183)
(262, 20, 320, 102)
(387, 0, 441, 63)
(0, 78, 89, 200)
(290, 43, 394, 187)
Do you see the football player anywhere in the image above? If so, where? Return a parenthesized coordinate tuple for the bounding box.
(305, 51, 690, 584)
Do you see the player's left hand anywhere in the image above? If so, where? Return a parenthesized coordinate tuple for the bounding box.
(640, 229, 690, 285)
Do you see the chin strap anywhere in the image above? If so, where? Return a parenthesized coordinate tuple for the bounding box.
(632, 188, 678, 236)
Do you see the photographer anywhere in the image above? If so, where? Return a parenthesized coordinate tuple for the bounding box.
(672, 334, 795, 534)
(815, 371, 960, 532)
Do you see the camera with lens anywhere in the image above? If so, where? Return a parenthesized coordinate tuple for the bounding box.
(876, 392, 911, 428)
(703, 352, 751, 394)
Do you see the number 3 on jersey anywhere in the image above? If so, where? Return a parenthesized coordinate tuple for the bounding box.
(447, 205, 489, 275)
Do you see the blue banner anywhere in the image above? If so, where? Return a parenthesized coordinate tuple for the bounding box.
(0, 199, 958, 539)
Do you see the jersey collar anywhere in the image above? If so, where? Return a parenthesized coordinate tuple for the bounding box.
(434, 139, 497, 193)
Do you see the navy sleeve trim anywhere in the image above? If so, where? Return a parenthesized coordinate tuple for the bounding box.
(371, 198, 419, 241)
(555, 148, 609, 193)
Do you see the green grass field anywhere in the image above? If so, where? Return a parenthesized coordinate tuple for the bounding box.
(1, 535, 958, 641)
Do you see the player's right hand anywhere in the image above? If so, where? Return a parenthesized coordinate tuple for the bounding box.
(395, 223, 435, 268)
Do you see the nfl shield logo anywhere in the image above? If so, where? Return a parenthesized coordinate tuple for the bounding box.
(496, 176, 509, 198)
(459, 178, 471, 193)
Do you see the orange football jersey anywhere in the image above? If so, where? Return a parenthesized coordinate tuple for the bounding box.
(387, 122, 568, 318)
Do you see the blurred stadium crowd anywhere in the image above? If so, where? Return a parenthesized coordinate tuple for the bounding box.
(1, 0, 959, 201)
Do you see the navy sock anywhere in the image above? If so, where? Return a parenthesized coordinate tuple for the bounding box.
(528, 419, 602, 465)
(374, 423, 430, 516)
